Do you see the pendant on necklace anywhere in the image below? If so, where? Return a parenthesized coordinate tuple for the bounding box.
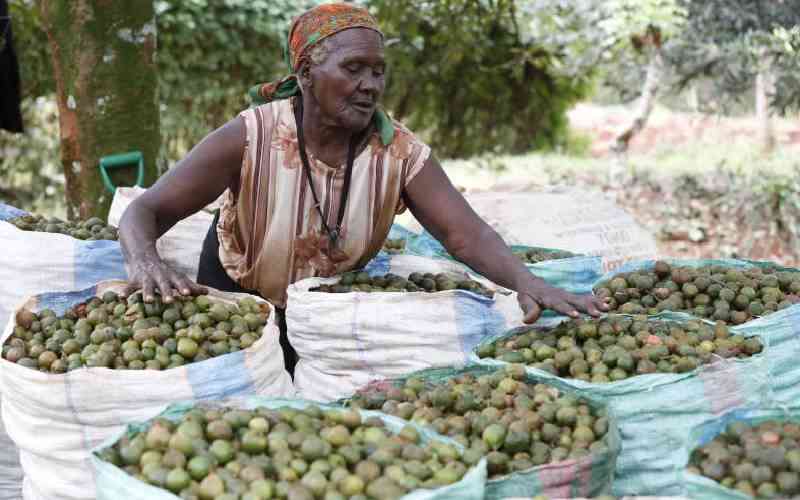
(327, 238, 349, 264)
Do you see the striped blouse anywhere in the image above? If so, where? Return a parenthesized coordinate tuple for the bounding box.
(216, 98, 431, 307)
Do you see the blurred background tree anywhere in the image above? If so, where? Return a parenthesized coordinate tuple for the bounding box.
(1, 0, 798, 218)
(372, 0, 593, 158)
(666, 0, 800, 152)
(0, 0, 58, 211)
(600, 0, 800, 118)
(598, 0, 687, 153)
(3, 0, 600, 198)
(37, 0, 159, 219)
(155, 0, 317, 162)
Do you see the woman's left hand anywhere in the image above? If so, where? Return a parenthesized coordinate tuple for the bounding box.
(517, 282, 609, 324)
(401, 155, 610, 325)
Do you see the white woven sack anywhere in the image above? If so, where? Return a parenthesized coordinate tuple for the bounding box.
(287, 254, 512, 402)
(0, 222, 127, 351)
(108, 187, 214, 280)
(0, 414, 22, 500)
(0, 221, 127, 500)
(0, 280, 294, 500)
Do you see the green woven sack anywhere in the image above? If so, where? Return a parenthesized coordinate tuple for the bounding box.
(592, 257, 800, 407)
(731, 305, 800, 406)
(342, 364, 621, 500)
(471, 312, 772, 496)
(681, 406, 800, 499)
(91, 397, 487, 500)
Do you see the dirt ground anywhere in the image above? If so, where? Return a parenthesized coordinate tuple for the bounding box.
(435, 104, 800, 267)
(567, 104, 800, 266)
(568, 103, 800, 158)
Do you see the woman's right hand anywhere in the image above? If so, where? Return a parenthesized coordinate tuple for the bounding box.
(117, 116, 244, 303)
(122, 255, 207, 303)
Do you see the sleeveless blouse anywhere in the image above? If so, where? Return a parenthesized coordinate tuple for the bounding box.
(217, 98, 431, 307)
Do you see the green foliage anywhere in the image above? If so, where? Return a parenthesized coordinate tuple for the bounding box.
(663, 0, 800, 113)
(599, 0, 687, 46)
(9, 0, 310, 165)
(592, 0, 800, 113)
(373, 0, 592, 158)
(774, 26, 800, 54)
(0, 98, 64, 216)
(11, 0, 596, 168)
(155, 0, 322, 160)
(515, 1, 609, 79)
(8, 1, 54, 99)
(1, 3, 62, 214)
(515, 0, 687, 105)
(156, 0, 599, 159)
(748, 168, 800, 239)
(768, 26, 800, 114)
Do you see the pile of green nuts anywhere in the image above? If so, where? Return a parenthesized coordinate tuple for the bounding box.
(311, 271, 494, 298)
(349, 365, 610, 479)
(476, 315, 763, 383)
(98, 405, 475, 500)
(688, 420, 800, 497)
(9, 213, 118, 241)
(594, 261, 800, 323)
(2, 291, 268, 372)
(513, 248, 579, 264)
(381, 238, 406, 254)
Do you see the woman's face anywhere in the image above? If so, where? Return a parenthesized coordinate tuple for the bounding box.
(304, 28, 386, 132)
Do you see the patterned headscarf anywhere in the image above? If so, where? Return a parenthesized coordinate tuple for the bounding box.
(248, 3, 394, 145)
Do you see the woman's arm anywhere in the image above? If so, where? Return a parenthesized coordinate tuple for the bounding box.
(119, 117, 246, 303)
(403, 155, 608, 324)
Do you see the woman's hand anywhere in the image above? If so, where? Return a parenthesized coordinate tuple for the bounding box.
(117, 117, 244, 304)
(517, 282, 609, 324)
(121, 254, 207, 303)
(402, 155, 609, 325)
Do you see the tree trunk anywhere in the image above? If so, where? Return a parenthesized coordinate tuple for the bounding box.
(38, 0, 159, 220)
(612, 45, 665, 154)
(687, 81, 699, 113)
(755, 52, 776, 154)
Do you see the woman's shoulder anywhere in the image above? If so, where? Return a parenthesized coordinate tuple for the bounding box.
(377, 114, 430, 162)
(237, 100, 295, 141)
(239, 99, 291, 122)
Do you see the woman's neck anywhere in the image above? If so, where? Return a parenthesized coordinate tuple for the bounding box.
(299, 94, 353, 157)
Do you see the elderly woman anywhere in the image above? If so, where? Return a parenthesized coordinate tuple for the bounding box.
(119, 4, 608, 374)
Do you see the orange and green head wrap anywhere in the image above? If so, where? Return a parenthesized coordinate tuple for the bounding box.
(248, 3, 394, 144)
(286, 3, 381, 73)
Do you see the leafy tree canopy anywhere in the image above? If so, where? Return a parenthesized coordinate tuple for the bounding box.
(12, 0, 598, 160)
(662, 0, 799, 112)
